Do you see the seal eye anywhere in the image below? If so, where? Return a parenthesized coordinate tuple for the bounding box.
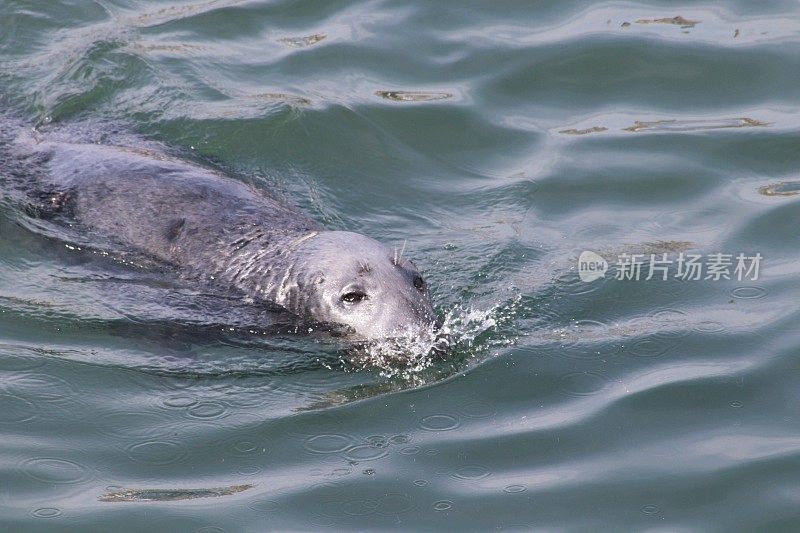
(413, 275, 425, 291)
(341, 291, 367, 304)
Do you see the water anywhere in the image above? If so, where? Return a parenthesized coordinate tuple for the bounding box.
(2, 0, 800, 530)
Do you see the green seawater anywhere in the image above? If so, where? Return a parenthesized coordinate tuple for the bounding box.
(2, 0, 800, 530)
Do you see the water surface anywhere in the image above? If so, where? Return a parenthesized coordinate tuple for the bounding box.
(2, 0, 800, 530)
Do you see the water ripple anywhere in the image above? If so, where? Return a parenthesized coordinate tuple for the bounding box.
(31, 507, 62, 519)
(125, 440, 188, 465)
(20, 457, 91, 485)
(304, 434, 354, 454)
(2, 0, 800, 529)
(0, 394, 37, 424)
(419, 414, 461, 432)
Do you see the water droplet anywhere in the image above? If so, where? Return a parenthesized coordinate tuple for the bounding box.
(730, 400, 743, 408)
(247, 499, 279, 513)
(503, 484, 526, 493)
(237, 465, 261, 476)
(400, 446, 421, 455)
(649, 308, 691, 339)
(389, 434, 411, 444)
(21, 457, 90, 485)
(126, 440, 187, 465)
(694, 321, 726, 333)
(31, 507, 62, 518)
(187, 401, 228, 419)
(304, 434, 353, 454)
(433, 500, 453, 511)
(553, 319, 616, 359)
(558, 371, 609, 396)
(651, 309, 684, 320)
(164, 395, 198, 408)
(344, 444, 389, 462)
(366, 435, 389, 448)
(452, 464, 491, 480)
(626, 339, 678, 358)
(731, 286, 766, 299)
(234, 440, 258, 454)
(641, 504, 660, 514)
(420, 414, 460, 431)
(335, 498, 377, 516)
(413, 479, 428, 487)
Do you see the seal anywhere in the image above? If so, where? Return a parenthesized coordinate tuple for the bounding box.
(5, 126, 437, 341)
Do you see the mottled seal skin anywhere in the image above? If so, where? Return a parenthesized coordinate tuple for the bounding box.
(8, 129, 436, 341)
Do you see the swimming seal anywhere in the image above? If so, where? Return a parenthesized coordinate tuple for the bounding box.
(4, 126, 437, 341)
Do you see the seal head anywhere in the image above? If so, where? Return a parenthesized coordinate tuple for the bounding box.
(270, 231, 436, 340)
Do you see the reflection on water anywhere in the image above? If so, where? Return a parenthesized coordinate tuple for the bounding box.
(375, 91, 454, 102)
(277, 33, 327, 48)
(633, 16, 700, 28)
(623, 117, 768, 132)
(99, 484, 253, 502)
(759, 181, 800, 197)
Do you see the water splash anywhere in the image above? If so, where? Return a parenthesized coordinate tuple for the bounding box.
(343, 295, 522, 379)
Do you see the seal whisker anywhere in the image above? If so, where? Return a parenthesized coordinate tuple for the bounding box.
(398, 239, 407, 265)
